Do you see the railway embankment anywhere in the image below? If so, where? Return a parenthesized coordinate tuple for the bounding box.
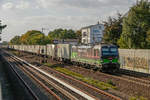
(9, 49, 149, 100)
(0, 52, 50, 100)
(0, 55, 14, 100)
(0, 54, 33, 100)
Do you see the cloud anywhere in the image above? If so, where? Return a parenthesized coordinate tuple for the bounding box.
(2, 2, 14, 10)
(42, 0, 135, 9)
(35, 0, 56, 8)
(0, 0, 138, 42)
(1, 1, 30, 10)
(16, 1, 30, 9)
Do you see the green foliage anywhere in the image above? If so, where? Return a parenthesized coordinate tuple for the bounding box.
(103, 13, 123, 45)
(10, 36, 21, 45)
(42, 36, 50, 45)
(118, 0, 150, 49)
(54, 67, 117, 90)
(48, 28, 77, 42)
(10, 28, 81, 45)
(12, 51, 20, 56)
(76, 30, 82, 43)
(43, 63, 52, 67)
(2, 41, 9, 45)
(129, 96, 147, 100)
(20, 30, 45, 45)
(107, 79, 116, 86)
(146, 29, 150, 48)
(10, 30, 51, 45)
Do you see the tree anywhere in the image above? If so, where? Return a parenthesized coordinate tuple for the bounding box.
(2, 41, 9, 45)
(60, 29, 77, 39)
(103, 13, 123, 45)
(146, 29, 150, 48)
(20, 30, 46, 45)
(0, 20, 7, 34)
(76, 30, 81, 43)
(48, 28, 63, 42)
(10, 28, 81, 45)
(10, 36, 21, 45)
(42, 36, 50, 45)
(118, 0, 150, 49)
(48, 28, 77, 42)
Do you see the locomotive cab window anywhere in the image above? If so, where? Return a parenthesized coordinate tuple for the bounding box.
(101, 46, 118, 56)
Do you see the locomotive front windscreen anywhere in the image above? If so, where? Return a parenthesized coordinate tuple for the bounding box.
(101, 46, 118, 56)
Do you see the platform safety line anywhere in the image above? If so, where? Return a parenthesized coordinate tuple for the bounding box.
(14, 55, 96, 100)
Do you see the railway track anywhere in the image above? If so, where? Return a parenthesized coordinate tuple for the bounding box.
(5, 53, 97, 100)
(11, 58, 77, 100)
(7, 49, 150, 86)
(1, 54, 40, 100)
(119, 73, 150, 85)
(119, 69, 150, 82)
(3, 49, 150, 99)
(95, 72, 150, 88)
(2, 50, 122, 100)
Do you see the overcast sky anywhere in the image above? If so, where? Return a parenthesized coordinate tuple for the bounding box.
(0, 0, 139, 41)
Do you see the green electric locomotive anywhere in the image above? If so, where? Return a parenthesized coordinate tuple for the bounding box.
(71, 44, 120, 72)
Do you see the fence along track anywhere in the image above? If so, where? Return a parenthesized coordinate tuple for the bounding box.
(5, 51, 98, 100)
(119, 49, 150, 74)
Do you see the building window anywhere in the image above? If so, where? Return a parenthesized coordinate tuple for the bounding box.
(99, 26, 101, 29)
(83, 32, 87, 37)
(83, 39, 86, 43)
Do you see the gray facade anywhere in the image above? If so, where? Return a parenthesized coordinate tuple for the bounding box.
(81, 24, 104, 44)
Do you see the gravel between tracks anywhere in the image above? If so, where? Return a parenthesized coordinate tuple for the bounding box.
(6, 49, 150, 100)
(2, 53, 51, 100)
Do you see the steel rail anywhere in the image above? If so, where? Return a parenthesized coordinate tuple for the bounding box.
(7, 55, 61, 100)
(5, 50, 98, 100)
(11, 51, 121, 100)
(12, 57, 79, 100)
(1, 54, 40, 100)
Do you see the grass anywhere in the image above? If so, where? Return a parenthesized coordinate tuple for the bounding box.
(54, 67, 117, 90)
(43, 63, 62, 68)
(107, 79, 116, 86)
(129, 96, 148, 100)
(43, 63, 52, 67)
(12, 51, 20, 56)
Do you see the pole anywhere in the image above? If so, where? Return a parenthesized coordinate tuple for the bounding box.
(0, 20, 7, 41)
(0, 20, 2, 34)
